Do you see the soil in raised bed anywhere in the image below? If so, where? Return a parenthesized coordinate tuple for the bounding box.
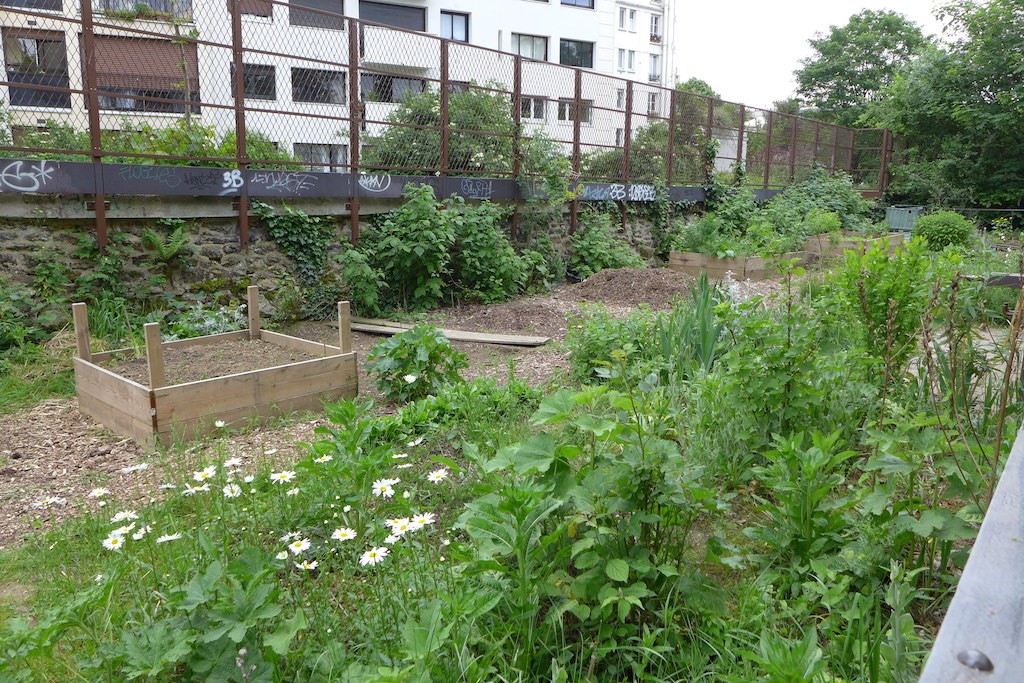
(105, 339, 323, 387)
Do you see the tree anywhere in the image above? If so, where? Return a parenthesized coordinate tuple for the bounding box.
(874, 0, 1024, 207)
(796, 10, 928, 126)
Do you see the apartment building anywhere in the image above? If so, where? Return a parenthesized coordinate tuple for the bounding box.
(1, 0, 678, 171)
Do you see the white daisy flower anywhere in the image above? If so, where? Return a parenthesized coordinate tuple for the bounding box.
(286, 488, 300, 496)
(383, 534, 401, 544)
(410, 512, 436, 528)
(392, 453, 409, 459)
(111, 510, 139, 523)
(276, 551, 289, 560)
(159, 483, 177, 490)
(223, 457, 243, 468)
(360, 547, 390, 566)
(244, 475, 255, 483)
(280, 531, 301, 542)
(331, 527, 357, 541)
(270, 471, 296, 484)
(391, 520, 414, 536)
(427, 469, 449, 483)
(403, 374, 417, 384)
(294, 560, 319, 571)
(131, 525, 152, 541)
(313, 455, 333, 464)
(214, 420, 226, 429)
(32, 495, 66, 509)
(110, 523, 136, 538)
(407, 436, 425, 447)
(223, 484, 242, 498)
(288, 539, 311, 555)
(182, 483, 210, 496)
(88, 488, 110, 498)
(193, 466, 216, 482)
(156, 533, 182, 544)
(371, 479, 398, 498)
(102, 535, 125, 551)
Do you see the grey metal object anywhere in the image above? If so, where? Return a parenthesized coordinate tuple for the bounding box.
(919, 424, 1024, 682)
(886, 205, 925, 232)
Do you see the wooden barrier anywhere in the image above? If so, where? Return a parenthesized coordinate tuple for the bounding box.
(667, 250, 816, 281)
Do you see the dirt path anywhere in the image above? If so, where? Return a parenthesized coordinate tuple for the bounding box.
(0, 267, 779, 549)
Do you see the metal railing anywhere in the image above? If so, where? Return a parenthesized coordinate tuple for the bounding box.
(0, 0, 895, 247)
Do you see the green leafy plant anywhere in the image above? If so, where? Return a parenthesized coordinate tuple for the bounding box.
(568, 212, 646, 279)
(141, 218, 192, 289)
(365, 324, 468, 402)
(448, 198, 527, 303)
(252, 201, 335, 286)
(913, 211, 976, 251)
(333, 248, 387, 317)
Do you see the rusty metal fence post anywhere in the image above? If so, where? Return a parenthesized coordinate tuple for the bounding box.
(229, 0, 249, 249)
(736, 104, 745, 172)
(79, 0, 108, 251)
(348, 18, 361, 244)
(878, 128, 892, 196)
(570, 68, 583, 234)
(439, 39, 450, 178)
(763, 110, 774, 188)
(788, 115, 799, 181)
(622, 82, 633, 182)
(665, 89, 677, 185)
(510, 54, 523, 240)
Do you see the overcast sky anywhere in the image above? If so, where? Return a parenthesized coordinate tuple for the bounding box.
(673, 0, 948, 108)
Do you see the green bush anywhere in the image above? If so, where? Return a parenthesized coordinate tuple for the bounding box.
(764, 167, 873, 233)
(365, 324, 468, 402)
(363, 185, 456, 310)
(449, 198, 527, 303)
(334, 248, 387, 317)
(913, 211, 976, 251)
(568, 212, 646, 279)
(566, 305, 657, 382)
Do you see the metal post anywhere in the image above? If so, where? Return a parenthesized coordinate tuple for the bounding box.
(812, 120, 821, 167)
(510, 55, 523, 240)
(229, 0, 249, 250)
(665, 89, 677, 185)
(439, 40, 450, 177)
(762, 111, 774, 188)
(831, 123, 841, 171)
(788, 115, 798, 181)
(79, 0, 107, 252)
(847, 128, 857, 174)
(622, 82, 633, 182)
(570, 68, 583, 234)
(348, 18, 361, 244)
(878, 128, 892, 196)
(736, 104, 745, 171)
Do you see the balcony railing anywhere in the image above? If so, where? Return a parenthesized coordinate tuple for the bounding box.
(95, 0, 192, 20)
(650, 33, 662, 44)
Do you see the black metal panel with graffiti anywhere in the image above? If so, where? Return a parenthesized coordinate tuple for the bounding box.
(0, 159, 96, 194)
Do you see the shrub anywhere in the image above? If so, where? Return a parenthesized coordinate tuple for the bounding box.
(365, 324, 468, 402)
(764, 167, 872, 233)
(448, 198, 527, 303)
(566, 305, 657, 382)
(913, 211, 976, 251)
(334, 248, 387, 317)
(363, 185, 456, 310)
(568, 212, 646, 279)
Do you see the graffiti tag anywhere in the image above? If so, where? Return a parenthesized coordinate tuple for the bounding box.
(249, 171, 316, 194)
(118, 164, 182, 189)
(459, 178, 493, 199)
(628, 184, 657, 201)
(358, 173, 392, 193)
(0, 160, 55, 193)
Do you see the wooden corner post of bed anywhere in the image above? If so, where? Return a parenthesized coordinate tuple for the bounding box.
(248, 285, 261, 341)
(72, 302, 92, 362)
(338, 300, 352, 354)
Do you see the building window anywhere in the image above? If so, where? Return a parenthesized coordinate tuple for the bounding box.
(647, 92, 659, 112)
(520, 96, 545, 120)
(617, 49, 634, 71)
(561, 0, 593, 7)
(292, 67, 345, 104)
(360, 0, 425, 30)
(2, 30, 70, 108)
(615, 128, 623, 147)
(240, 0, 272, 17)
(512, 33, 547, 61)
(243, 63, 276, 100)
(559, 39, 593, 68)
(360, 73, 424, 103)
(615, 88, 625, 109)
(557, 98, 592, 124)
(650, 14, 662, 40)
(649, 54, 661, 81)
(289, 0, 344, 29)
(294, 142, 347, 172)
(441, 11, 468, 42)
(0, 0, 62, 11)
(618, 7, 636, 31)
(93, 35, 200, 113)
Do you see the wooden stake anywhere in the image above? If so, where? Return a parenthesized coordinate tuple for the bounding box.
(338, 301, 352, 354)
(71, 302, 92, 362)
(247, 285, 261, 340)
(144, 322, 166, 389)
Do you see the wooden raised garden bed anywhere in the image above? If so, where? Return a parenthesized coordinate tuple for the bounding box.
(71, 287, 358, 446)
(667, 250, 816, 280)
(802, 231, 905, 258)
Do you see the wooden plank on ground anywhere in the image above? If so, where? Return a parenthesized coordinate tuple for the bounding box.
(262, 330, 342, 356)
(348, 318, 549, 347)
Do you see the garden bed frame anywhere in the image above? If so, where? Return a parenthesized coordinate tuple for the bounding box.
(801, 231, 905, 258)
(667, 250, 816, 280)
(70, 286, 358, 446)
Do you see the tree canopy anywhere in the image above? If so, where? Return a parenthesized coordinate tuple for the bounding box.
(795, 9, 928, 126)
